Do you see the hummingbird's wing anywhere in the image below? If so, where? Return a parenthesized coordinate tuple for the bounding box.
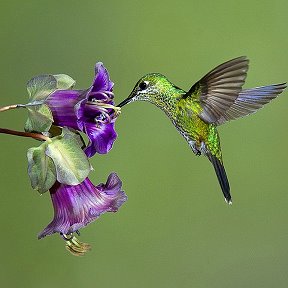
(215, 83, 287, 125)
(185, 56, 249, 124)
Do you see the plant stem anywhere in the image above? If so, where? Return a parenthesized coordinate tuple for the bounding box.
(0, 128, 50, 141)
(0, 104, 19, 112)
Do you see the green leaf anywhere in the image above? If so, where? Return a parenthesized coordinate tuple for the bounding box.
(27, 145, 57, 194)
(27, 128, 91, 193)
(54, 74, 76, 90)
(27, 75, 57, 101)
(45, 128, 91, 185)
(24, 104, 53, 132)
(24, 73, 75, 133)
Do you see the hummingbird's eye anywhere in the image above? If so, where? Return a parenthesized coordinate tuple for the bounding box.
(139, 81, 149, 91)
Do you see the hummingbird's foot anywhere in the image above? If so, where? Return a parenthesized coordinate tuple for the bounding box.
(187, 139, 202, 156)
(191, 145, 201, 156)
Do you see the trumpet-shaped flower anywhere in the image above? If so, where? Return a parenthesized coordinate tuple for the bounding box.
(38, 173, 127, 255)
(47, 63, 119, 157)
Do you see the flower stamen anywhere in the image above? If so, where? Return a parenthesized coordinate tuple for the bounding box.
(61, 233, 91, 256)
(88, 91, 114, 102)
(87, 101, 121, 121)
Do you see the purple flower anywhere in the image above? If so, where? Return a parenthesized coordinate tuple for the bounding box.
(46, 63, 120, 157)
(39, 173, 126, 237)
(38, 173, 127, 255)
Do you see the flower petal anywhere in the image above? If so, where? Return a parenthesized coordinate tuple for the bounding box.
(91, 62, 114, 93)
(84, 121, 117, 157)
(96, 173, 127, 212)
(46, 90, 85, 130)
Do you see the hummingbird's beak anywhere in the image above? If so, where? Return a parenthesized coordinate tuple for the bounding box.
(117, 97, 133, 107)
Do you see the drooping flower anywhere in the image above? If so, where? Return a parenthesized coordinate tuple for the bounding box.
(25, 62, 120, 157)
(38, 173, 127, 255)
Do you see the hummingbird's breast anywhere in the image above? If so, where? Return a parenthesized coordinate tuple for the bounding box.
(173, 100, 204, 138)
(169, 99, 219, 155)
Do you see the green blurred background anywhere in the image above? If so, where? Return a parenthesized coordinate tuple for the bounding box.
(1, 0, 288, 287)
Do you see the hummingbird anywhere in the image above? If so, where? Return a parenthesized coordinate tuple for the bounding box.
(117, 57, 286, 204)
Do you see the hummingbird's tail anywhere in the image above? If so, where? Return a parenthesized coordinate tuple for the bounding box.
(207, 153, 231, 204)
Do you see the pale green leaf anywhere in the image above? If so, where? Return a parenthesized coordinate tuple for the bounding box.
(27, 145, 57, 194)
(45, 128, 91, 185)
(24, 104, 53, 132)
(27, 75, 57, 101)
(54, 74, 76, 90)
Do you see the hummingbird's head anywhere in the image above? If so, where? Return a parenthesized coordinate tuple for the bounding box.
(117, 73, 175, 107)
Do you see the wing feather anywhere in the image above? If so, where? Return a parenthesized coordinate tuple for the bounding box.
(215, 83, 286, 125)
(185, 56, 249, 123)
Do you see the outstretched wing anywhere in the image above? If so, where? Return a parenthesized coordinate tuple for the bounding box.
(215, 83, 287, 125)
(185, 56, 249, 123)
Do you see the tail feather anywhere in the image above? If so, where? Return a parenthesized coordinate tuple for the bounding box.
(207, 153, 231, 204)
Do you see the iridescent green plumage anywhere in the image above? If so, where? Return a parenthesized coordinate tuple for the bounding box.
(118, 57, 286, 204)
